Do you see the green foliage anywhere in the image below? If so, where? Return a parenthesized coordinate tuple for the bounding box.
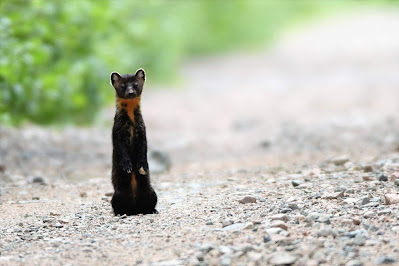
(1, 0, 392, 125)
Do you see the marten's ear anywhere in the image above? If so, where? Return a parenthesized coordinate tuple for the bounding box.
(110, 72, 121, 86)
(135, 68, 146, 81)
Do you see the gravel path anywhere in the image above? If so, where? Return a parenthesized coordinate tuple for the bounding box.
(1, 9, 399, 266)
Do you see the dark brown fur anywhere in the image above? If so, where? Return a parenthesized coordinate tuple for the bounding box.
(110, 69, 157, 215)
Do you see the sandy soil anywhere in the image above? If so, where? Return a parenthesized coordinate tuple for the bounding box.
(1, 9, 399, 266)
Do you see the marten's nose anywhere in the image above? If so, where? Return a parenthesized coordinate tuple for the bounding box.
(128, 89, 134, 95)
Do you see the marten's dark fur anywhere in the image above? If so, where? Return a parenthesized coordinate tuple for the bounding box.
(110, 69, 157, 215)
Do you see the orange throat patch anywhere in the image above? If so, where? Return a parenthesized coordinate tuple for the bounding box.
(117, 96, 141, 121)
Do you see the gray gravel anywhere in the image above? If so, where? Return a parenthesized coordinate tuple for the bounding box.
(2, 9, 399, 266)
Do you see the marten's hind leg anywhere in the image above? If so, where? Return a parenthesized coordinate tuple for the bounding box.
(111, 190, 137, 216)
(136, 173, 158, 214)
(111, 172, 140, 216)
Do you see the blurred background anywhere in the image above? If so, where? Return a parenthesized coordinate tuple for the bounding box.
(2, 0, 394, 125)
(1, 0, 399, 182)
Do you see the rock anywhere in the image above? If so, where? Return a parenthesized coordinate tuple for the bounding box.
(32, 196, 40, 200)
(53, 223, 63, 228)
(377, 209, 391, 215)
(271, 214, 289, 222)
(346, 259, 364, 266)
(206, 221, 213, 225)
(364, 202, 379, 208)
(305, 212, 330, 224)
(239, 244, 254, 253)
(238, 196, 256, 204)
(280, 208, 292, 213)
(80, 192, 87, 198)
(209, 249, 222, 257)
(105, 191, 113, 197)
(260, 140, 271, 148)
(317, 228, 337, 237)
(359, 196, 370, 206)
(152, 260, 184, 266)
(269, 252, 297, 265)
(363, 211, 375, 218)
(288, 203, 299, 210)
(148, 149, 171, 174)
(394, 179, 399, 186)
(332, 155, 350, 166)
(58, 219, 69, 224)
(32, 176, 47, 185)
(363, 176, 374, 181)
(199, 243, 215, 253)
(43, 217, 55, 223)
(385, 194, 399, 205)
(219, 246, 233, 255)
(101, 196, 110, 202)
(322, 191, 344, 199)
(222, 223, 252, 231)
(263, 235, 271, 243)
(243, 222, 254, 230)
(247, 251, 263, 262)
(346, 188, 355, 194)
(222, 220, 234, 227)
(291, 180, 302, 187)
(353, 235, 366, 246)
(363, 165, 373, 173)
(270, 220, 288, 230)
(378, 174, 388, 182)
(265, 228, 283, 235)
(345, 229, 368, 238)
(220, 257, 231, 266)
(353, 218, 361, 225)
(374, 256, 397, 265)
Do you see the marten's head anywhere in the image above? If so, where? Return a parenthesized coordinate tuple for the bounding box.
(110, 69, 146, 99)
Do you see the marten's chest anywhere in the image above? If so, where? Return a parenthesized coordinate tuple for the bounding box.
(117, 97, 141, 122)
(127, 124, 134, 145)
(116, 97, 141, 146)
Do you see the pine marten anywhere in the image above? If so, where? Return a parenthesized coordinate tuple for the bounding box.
(110, 69, 157, 215)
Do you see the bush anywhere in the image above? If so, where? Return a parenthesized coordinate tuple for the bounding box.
(0, 0, 371, 125)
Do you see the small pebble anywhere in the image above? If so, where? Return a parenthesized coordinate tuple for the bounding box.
(105, 191, 113, 197)
(363, 165, 373, 173)
(53, 223, 63, 228)
(269, 252, 297, 265)
(378, 174, 388, 182)
(271, 214, 289, 222)
(291, 180, 302, 187)
(32, 176, 47, 185)
(270, 220, 288, 230)
(374, 256, 397, 265)
(385, 194, 399, 205)
(238, 196, 256, 204)
(317, 227, 337, 237)
(332, 155, 349, 166)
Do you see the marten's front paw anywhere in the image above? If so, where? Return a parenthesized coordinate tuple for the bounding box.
(137, 161, 148, 175)
(139, 167, 147, 175)
(121, 159, 133, 173)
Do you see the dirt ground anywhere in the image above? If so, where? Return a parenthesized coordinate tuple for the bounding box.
(1, 9, 399, 266)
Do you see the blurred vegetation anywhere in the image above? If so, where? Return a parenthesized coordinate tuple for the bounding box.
(0, 0, 397, 125)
